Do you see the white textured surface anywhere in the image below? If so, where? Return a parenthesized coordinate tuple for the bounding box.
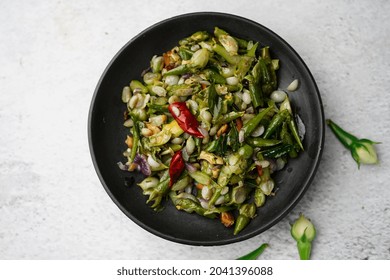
(1, 0, 389, 260)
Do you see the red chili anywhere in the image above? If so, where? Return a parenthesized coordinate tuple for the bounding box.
(168, 102, 204, 138)
(169, 150, 186, 187)
(256, 165, 263, 177)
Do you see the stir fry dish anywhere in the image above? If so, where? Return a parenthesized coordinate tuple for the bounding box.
(118, 27, 304, 235)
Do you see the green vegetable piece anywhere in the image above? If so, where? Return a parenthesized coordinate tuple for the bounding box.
(189, 48, 210, 69)
(212, 44, 240, 65)
(199, 151, 224, 165)
(148, 130, 172, 147)
(246, 138, 281, 148)
(203, 68, 226, 84)
(208, 83, 218, 116)
(171, 174, 192, 191)
(175, 198, 216, 219)
(254, 188, 266, 207)
(169, 84, 200, 97)
(190, 31, 209, 42)
(243, 106, 273, 137)
(163, 64, 190, 76)
(271, 59, 279, 71)
(262, 144, 293, 158)
(214, 27, 229, 38)
(138, 176, 159, 191)
(234, 203, 256, 235)
(327, 119, 380, 168)
(246, 42, 259, 57)
(263, 109, 290, 139)
(214, 135, 228, 156)
(256, 55, 277, 96)
(238, 144, 253, 159)
(287, 115, 304, 151)
(291, 214, 316, 260)
(130, 80, 148, 94)
(178, 47, 193, 60)
(237, 243, 268, 260)
(227, 124, 239, 152)
(188, 171, 219, 188)
(227, 185, 251, 205)
(234, 36, 249, 49)
(247, 75, 264, 108)
(261, 46, 271, 60)
(251, 60, 262, 85)
(212, 111, 244, 126)
(218, 34, 239, 55)
(280, 122, 298, 158)
(150, 55, 163, 73)
(143, 177, 170, 210)
(129, 120, 140, 163)
(236, 56, 254, 80)
(147, 103, 169, 114)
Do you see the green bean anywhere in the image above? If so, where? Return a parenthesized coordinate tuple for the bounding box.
(251, 60, 262, 85)
(243, 106, 273, 137)
(163, 64, 190, 76)
(245, 75, 264, 108)
(208, 83, 218, 115)
(212, 44, 240, 65)
(261, 46, 271, 60)
(287, 114, 304, 150)
(280, 122, 298, 158)
(212, 111, 244, 126)
(234, 203, 256, 235)
(262, 144, 293, 158)
(263, 109, 290, 139)
(234, 36, 249, 49)
(129, 120, 140, 163)
(246, 138, 281, 148)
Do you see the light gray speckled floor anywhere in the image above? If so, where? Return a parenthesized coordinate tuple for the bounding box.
(1, 0, 389, 260)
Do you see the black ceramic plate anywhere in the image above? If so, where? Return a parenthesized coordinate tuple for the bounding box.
(89, 12, 324, 246)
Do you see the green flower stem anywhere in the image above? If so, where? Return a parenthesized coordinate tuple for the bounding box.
(297, 240, 312, 260)
(327, 119, 380, 167)
(326, 119, 358, 148)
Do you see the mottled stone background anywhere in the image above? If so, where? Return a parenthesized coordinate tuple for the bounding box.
(1, 0, 389, 259)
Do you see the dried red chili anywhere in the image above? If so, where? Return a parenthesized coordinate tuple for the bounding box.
(168, 102, 204, 138)
(256, 165, 263, 177)
(169, 150, 186, 187)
